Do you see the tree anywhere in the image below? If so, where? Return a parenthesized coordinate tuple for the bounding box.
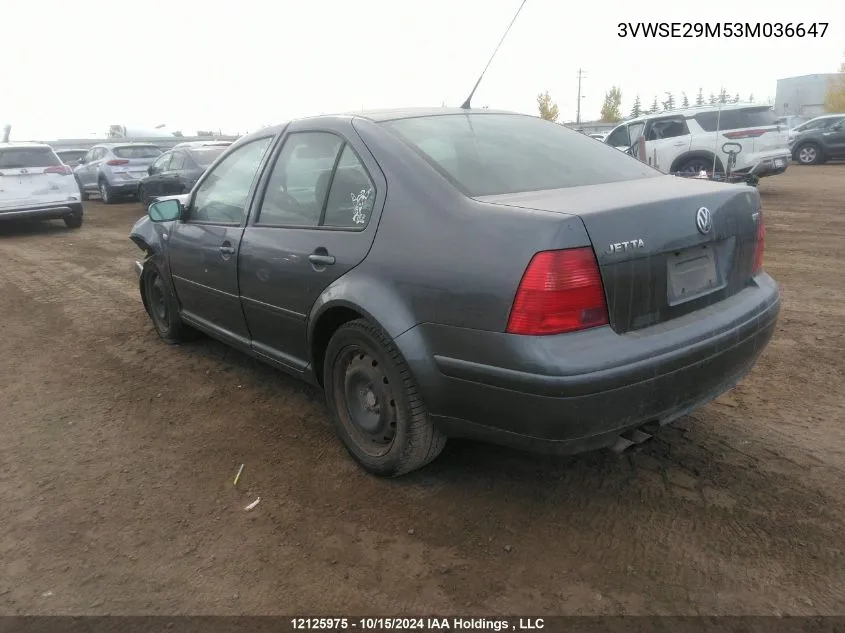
(696, 88, 705, 106)
(681, 92, 690, 108)
(824, 58, 845, 113)
(537, 91, 559, 121)
(733, 93, 740, 103)
(748, 93, 755, 103)
(600, 86, 623, 122)
(650, 95, 660, 113)
(718, 88, 729, 104)
(630, 95, 642, 118)
(662, 92, 676, 111)
(709, 92, 718, 105)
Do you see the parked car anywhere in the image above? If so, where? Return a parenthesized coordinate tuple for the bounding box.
(137, 145, 229, 205)
(0, 142, 83, 228)
(130, 108, 780, 477)
(787, 114, 845, 165)
(604, 103, 791, 179)
(774, 115, 809, 132)
(73, 143, 162, 204)
(171, 140, 233, 151)
(54, 148, 88, 165)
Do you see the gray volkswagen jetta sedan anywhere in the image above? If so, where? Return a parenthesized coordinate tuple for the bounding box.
(130, 107, 781, 477)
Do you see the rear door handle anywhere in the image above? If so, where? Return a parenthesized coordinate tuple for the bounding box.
(308, 254, 335, 266)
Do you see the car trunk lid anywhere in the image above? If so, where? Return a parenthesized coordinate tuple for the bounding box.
(0, 147, 75, 209)
(477, 176, 762, 333)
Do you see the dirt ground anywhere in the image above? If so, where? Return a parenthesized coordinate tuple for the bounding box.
(1, 165, 844, 617)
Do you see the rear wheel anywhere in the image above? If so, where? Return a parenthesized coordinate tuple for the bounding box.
(99, 179, 115, 204)
(323, 319, 446, 477)
(142, 262, 194, 344)
(795, 142, 822, 165)
(677, 157, 721, 176)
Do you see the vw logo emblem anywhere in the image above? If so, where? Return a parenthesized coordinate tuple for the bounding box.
(20, 168, 28, 174)
(696, 207, 712, 234)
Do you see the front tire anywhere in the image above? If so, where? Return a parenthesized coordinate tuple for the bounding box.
(142, 262, 194, 344)
(677, 157, 722, 176)
(795, 142, 822, 165)
(138, 184, 150, 207)
(323, 319, 446, 477)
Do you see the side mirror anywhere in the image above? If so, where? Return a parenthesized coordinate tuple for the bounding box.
(76, 157, 85, 166)
(147, 166, 154, 175)
(148, 199, 181, 222)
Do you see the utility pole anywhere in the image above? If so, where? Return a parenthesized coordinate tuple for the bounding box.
(576, 68, 586, 125)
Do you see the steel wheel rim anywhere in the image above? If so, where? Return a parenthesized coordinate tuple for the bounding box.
(149, 273, 169, 329)
(798, 146, 816, 163)
(333, 345, 397, 457)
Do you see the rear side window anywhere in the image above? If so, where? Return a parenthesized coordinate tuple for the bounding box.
(0, 148, 61, 168)
(113, 146, 162, 159)
(694, 107, 777, 132)
(383, 114, 659, 197)
(322, 145, 376, 229)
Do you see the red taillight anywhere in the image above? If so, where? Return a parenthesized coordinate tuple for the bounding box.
(506, 247, 609, 336)
(723, 129, 769, 140)
(44, 165, 72, 175)
(753, 210, 765, 274)
(107, 159, 129, 166)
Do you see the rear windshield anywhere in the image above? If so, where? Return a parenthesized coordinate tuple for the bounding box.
(189, 147, 227, 167)
(56, 150, 87, 162)
(694, 107, 777, 132)
(113, 146, 162, 159)
(382, 114, 659, 197)
(0, 147, 61, 168)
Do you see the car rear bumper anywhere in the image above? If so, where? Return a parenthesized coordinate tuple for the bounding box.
(0, 202, 83, 222)
(396, 273, 781, 455)
(737, 154, 790, 177)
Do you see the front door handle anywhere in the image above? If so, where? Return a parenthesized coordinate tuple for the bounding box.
(309, 253, 336, 266)
(219, 244, 235, 255)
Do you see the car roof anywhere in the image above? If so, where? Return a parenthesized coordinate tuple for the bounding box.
(620, 102, 774, 126)
(92, 142, 162, 148)
(234, 107, 536, 145)
(0, 142, 54, 150)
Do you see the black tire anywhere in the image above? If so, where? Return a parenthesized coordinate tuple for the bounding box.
(142, 262, 194, 344)
(323, 318, 446, 477)
(76, 178, 90, 201)
(99, 179, 115, 204)
(677, 156, 722, 176)
(794, 142, 822, 165)
(138, 184, 149, 207)
(63, 212, 83, 229)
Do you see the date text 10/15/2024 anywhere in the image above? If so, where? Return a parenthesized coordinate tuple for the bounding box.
(291, 617, 546, 631)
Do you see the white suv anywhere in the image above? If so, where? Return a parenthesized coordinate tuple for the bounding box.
(0, 143, 84, 228)
(604, 104, 791, 180)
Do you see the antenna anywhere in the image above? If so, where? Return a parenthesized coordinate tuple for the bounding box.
(460, 0, 528, 110)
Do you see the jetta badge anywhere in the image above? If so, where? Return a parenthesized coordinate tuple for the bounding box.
(696, 207, 712, 234)
(606, 239, 645, 255)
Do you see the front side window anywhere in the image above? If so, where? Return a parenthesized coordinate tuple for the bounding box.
(384, 114, 659, 197)
(151, 153, 171, 173)
(190, 137, 273, 224)
(169, 151, 186, 171)
(256, 132, 343, 227)
(605, 124, 631, 147)
(647, 118, 689, 140)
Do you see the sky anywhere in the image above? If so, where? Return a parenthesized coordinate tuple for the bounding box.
(2, 0, 842, 139)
